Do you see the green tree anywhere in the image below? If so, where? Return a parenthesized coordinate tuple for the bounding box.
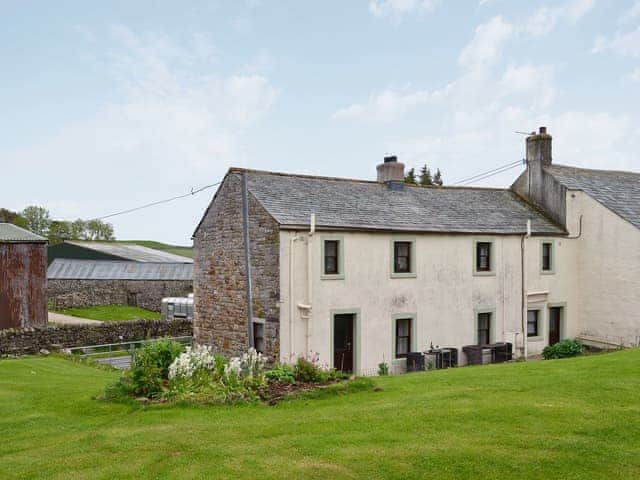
(404, 168, 417, 185)
(419, 164, 433, 186)
(0, 208, 29, 229)
(433, 168, 443, 186)
(48, 221, 73, 245)
(86, 219, 115, 241)
(70, 219, 87, 239)
(21, 205, 51, 235)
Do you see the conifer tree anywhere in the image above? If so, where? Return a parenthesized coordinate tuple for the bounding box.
(419, 164, 433, 186)
(404, 168, 417, 185)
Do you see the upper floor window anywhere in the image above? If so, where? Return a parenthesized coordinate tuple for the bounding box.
(394, 241, 412, 274)
(476, 242, 492, 272)
(324, 240, 339, 275)
(321, 237, 344, 279)
(541, 241, 553, 272)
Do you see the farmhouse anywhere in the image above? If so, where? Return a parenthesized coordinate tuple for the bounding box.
(193, 128, 640, 372)
(0, 223, 48, 329)
(48, 241, 193, 312)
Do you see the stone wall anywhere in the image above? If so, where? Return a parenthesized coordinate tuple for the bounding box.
(0, 318, 192, 355)
(48, 279, 193, 312)
(193, 171, 280, 362)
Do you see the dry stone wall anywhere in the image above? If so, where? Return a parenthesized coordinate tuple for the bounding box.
(0, 318, 192, 355)
(48, 279, 192, 312)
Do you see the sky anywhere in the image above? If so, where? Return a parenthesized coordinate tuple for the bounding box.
(2, 0, 639, 245)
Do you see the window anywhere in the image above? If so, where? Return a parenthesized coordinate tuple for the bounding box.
(253, 322, 265, 354)
(527, 310, 539, 337)
(477, 312, 491, 345)
(476, 242, 492, 272)
(542, 242, 553, 272)
(395, 318, 412, 358)
(394, 241, 412, 274)
(324, 240, 339, 275)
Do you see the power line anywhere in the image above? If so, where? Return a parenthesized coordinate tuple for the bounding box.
(95, 181, 221, 221)
(452, 159, 524, 186)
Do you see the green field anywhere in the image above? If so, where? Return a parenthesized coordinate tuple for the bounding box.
(53, 305, 160, 322)
(0, 350, 638, 479)
(116, 240, 194, 259)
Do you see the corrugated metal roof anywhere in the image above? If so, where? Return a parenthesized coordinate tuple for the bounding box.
(546, 164, 640, 230)
(48, 259, 193, 280)
(65, 241, 193, 263)
(239, 170, 565, 235)
(0, 223, 47, 243)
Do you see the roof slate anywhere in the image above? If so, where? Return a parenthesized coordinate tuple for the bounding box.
(241, 170, 565, 235)
(65, 241, 193, 263)
(48, 259, 193, 281)
(545, 164, 640, 230)
(0, 223, 47, 243)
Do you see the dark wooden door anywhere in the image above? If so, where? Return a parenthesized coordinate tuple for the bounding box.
(334, 314, 354, 373)
(549, 307, 562, 346)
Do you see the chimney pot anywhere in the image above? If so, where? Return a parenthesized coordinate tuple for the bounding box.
(539, 126, 547, 134)
(377, 155, 405, 184)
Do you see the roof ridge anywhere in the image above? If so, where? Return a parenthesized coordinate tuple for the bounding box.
(548, 163, 640, 176)
(229, 167, 511, 191)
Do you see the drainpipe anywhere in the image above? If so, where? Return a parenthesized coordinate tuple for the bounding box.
(289, 233, 303, 360)
(241, 172, 254, 349)
(521, 219, 532, 359)
(304, 214, 315, 355)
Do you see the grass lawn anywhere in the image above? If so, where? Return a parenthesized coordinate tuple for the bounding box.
(53, 305, 160, 322)
(0, 351, 639, 479)
(116, 240, 194, 259)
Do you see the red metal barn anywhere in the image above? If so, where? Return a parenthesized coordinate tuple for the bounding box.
(0, 223, 48, 329)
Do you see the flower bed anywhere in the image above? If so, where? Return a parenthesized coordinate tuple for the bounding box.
(102, 340, 370, 405)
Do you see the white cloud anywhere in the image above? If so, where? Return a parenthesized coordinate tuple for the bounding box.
(626, 68, 640, 82)
(618, 1, 640, 23)
(592, 26, 640, 57)
(2, 26, 278, 242)
(369, 0, 440, 18)
(525, 0, 595, 36)
(498, 64, 555, 108)
(458, 16, 514, 70)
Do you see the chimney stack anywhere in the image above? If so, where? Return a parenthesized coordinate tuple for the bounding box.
(377, 155, 405, 185)
(526, 126, 552, 167)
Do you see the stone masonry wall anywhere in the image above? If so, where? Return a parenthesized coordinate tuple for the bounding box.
(0, 318, 192, 355)
(48, 279, 193, 312)
(193, 172, 280, 362)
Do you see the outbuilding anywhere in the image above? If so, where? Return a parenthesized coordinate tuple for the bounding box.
(0, 223, 48, 329)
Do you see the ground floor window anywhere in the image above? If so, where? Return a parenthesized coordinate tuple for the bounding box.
(395, 318, 412, 358)
(527, 310, 540, 337)
(477, 312, 491, 345)
(252, 322, 265, 354)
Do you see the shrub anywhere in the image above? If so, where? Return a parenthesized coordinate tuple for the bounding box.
(129, 339, 185, 397)
(265, 364, 296, 383)
(378, 362, 389, 376)
(542, 339, 583, 360)
(294, 357, 323, 382)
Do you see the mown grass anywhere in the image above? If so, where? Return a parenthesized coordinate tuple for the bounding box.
(53, 305, 160, 322)
(115, 240, 194, 259)
(0, 350, 638, 479)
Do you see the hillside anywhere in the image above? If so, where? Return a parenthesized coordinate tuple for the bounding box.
(0, 350, 638, 478)
(115, 240, 194, 259)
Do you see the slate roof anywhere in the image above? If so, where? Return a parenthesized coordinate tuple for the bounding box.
(0, 223, 47, 243)
(546, 164, 640, 230)
(48, 259, 193, 281)
(65, 241, 193, 263)
(236, 169, 565, 235)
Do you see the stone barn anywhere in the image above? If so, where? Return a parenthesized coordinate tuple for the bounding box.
(47, 241, 193, 312)
(48, 259, 193, 312)
(0, 223, 48, 329)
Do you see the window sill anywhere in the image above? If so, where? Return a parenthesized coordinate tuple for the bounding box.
(320, 274, 345, 280)
(540, 270, 555, 276)
(390, 272, 417, 279)
(527, 336, 544, 342)
(473, 270, 496, 277)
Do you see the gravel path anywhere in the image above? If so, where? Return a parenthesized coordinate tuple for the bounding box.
(48, 312, 103, 326)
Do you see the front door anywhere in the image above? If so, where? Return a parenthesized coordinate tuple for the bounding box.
(333, 314, 354, 373)
(549, 307, 562, 346)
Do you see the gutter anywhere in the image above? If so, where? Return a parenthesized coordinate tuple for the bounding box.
(241, 172, 254, 349)
(520, 219, 531, 359)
